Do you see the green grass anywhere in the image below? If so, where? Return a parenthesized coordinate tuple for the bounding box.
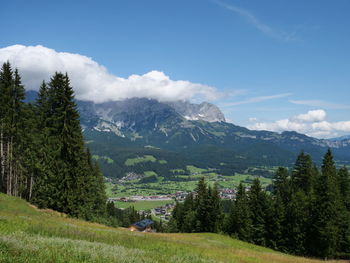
(92, 155, 114, 164)
(0, 193, 343, 263)
(170, 169, 185, 173)
(219, 174, 272, 188)
(124, 155, 157, 166)
(144, 171, 158, 177)
(114, 200, 174, 210)
(106, 172, 272, 198)
(186, 165, 208, 174)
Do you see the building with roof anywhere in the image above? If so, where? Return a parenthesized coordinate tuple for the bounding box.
(128, 219, 154, 232)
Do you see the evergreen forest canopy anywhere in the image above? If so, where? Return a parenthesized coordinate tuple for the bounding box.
(169, 150, 350, 259)
(0, 62, 106, 220)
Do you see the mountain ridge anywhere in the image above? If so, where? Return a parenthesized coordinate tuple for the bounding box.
(25, 91, 350, 178)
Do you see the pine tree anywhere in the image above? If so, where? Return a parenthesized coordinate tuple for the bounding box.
(0, 63, 26, 197)
(273, 167, 290, 204)
(291, 152, 314, 193)
(168, 201, 183, 232)
(337, 166, 350, 256)
(209, 183, 223, 233)
(194, 177, 211, 232)
(0, 62, 13, 194)
(86, 148, 107, 218)
(32, 72, 104, 219)
(31, 81, 58, 208)
(182, 193, 196, 232)
(248, 178, 269, 246)
(338, 166, 350, 209)
(265, 194, 285, 251)
(228, 183, 252, 242)
(311, 149, 343, 259)
(284, 190, 308, 255)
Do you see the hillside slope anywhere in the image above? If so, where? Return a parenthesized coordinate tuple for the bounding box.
(0, 193, 343, 263)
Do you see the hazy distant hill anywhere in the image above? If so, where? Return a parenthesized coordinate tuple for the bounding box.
(329, 135, 350, 141)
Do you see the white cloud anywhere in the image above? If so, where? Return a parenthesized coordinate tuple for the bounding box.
(0, 45, 222, 103)
(248, 109, 350, 138)
(293, 109, 326, 123)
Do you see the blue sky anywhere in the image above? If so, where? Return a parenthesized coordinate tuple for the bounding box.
(0, 0, 349, 138)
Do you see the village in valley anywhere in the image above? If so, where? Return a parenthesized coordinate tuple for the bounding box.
(105, 167, 262, 221)
(108, 187, 238, 221)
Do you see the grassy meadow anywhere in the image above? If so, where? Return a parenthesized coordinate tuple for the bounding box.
(0, 193, 345, 263)
(124, 155, 157, 166)
(114, 200, 174, 210)
(106, 165, 273, 200)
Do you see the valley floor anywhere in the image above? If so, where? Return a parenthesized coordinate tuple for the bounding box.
(0, 193, 344, 263)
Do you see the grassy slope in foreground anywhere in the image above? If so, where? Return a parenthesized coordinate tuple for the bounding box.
(0, 193, 344, 263)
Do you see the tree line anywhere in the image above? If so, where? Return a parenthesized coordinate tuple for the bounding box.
(0, 62, 106, 221)
(169, 150, 350, 259)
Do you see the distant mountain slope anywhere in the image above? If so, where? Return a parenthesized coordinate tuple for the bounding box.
(0, 193, 339, 263)
(166, 100, 226, 122)
(329, 135, 350, 141)
(26, 91, 350, 178)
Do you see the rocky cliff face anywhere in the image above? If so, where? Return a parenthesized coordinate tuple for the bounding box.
(77, 98, 226, 132)
(166, 101, 226, 122)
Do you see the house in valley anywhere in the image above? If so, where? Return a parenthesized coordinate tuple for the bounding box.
(128, 219, 154, 232)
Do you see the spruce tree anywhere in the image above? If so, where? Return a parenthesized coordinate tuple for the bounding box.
(273, 167, 290, 204)
(209, 183, 223, 233)
(182, 193, 196, 232)
(291, 152, 314, 193)
(284, 190, 308, 255)
(168, 201, 183, 232)
(337, 166, 350, 256)
(248, 178, 269, 246)
(228, 183, 252, 242)
(265, 194, 285, 251)
(194, 177, 211, 232)
(31, 81, 58, 208)
(311, 149, 343, 259)
(86, 148, 107, 218)
(33, 72, 105, 219)
(338, 166, 350, 209)
(0, 62, 13, 194)
(0, 63, 26, 197)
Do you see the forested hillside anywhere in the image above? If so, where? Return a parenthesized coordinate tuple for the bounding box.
(169, 151, 350, 259)
(0, 62, 106, 220)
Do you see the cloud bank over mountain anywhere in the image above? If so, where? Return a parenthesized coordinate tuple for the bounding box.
(249, 109, 350, 138)
(0, 45, 221, 103)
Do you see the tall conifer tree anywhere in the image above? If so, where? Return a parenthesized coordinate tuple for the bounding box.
(248, 178, 269, 246)
(311, 149, 343, 259)
(228, 183, 252, 242)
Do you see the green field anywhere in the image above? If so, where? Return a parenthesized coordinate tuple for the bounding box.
(92, 155, 114, 164)
(186, 165, 208, 174)
(124, 155, 157, 166)
(0, 193, 342, 263)
(114, 200, 174, 210)
(106, 172, 272, 198)
(144, 171, 158, 177)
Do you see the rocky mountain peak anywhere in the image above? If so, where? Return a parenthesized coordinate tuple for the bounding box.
(166, 100, 226, 122)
